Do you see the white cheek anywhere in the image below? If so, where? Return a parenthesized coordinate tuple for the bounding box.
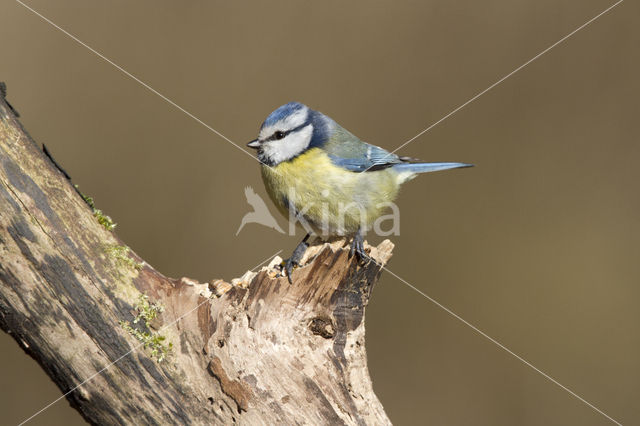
(264, 125, 313, 164)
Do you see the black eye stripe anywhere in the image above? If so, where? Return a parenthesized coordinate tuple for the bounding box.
(266, 130, 286, 141)
(266, 123, 309, 142)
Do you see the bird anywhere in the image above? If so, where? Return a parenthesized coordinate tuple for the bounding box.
(247, 102, 472, 283)
(236, 186, 285, 236)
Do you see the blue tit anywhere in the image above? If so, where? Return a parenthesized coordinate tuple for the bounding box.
(247, 102, 471, 282)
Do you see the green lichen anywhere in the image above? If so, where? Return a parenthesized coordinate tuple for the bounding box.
(94, 210, 116, 231)
(74, 184, 116, 231)
(105, 244, 143, 270)
(120, 294, 172, 362)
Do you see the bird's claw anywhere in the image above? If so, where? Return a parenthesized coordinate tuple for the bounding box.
(281, 258, 298, 284)
(279, 234, 310, 284)
(349, 231, 371, 264)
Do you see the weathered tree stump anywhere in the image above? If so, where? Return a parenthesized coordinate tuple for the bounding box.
(0, 83, 393, 425)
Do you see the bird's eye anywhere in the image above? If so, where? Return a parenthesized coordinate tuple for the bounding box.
(273, 131, 286, 140)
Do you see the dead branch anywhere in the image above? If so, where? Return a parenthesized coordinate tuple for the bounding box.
(0, 84, 392, 425)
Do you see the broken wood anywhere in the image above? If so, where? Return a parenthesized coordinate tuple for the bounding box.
(0, 83, 393, 425)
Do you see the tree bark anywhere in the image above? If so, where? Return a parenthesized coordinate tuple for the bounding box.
(0, 83, 393, 425)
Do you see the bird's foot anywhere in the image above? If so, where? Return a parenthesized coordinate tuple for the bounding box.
(280, 257, 299, 285)
(279, 234, 310, 284)
(349, 230, 371, 264)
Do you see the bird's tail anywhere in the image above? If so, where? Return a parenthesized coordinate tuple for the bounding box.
(392, 162, 473, 183)
(393, 162, 473, 174)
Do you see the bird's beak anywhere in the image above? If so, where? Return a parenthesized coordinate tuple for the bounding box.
(247, 139, 260, 149)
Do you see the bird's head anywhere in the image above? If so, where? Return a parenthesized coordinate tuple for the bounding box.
(247, 102, 332, 166)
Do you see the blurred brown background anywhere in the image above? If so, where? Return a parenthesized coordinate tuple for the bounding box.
(1, 0, 638, 424)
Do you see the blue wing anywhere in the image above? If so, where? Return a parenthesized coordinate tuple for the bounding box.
(323, 125, 402, 172)
(313, 115, 473, 174)
(328, 146, 402, 172)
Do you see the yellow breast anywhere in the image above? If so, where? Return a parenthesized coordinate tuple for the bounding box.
(260, 148, 400, 235)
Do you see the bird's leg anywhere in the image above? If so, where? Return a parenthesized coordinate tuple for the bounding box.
(282, 233, 310, 284)
(349, 228, 371, 263)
